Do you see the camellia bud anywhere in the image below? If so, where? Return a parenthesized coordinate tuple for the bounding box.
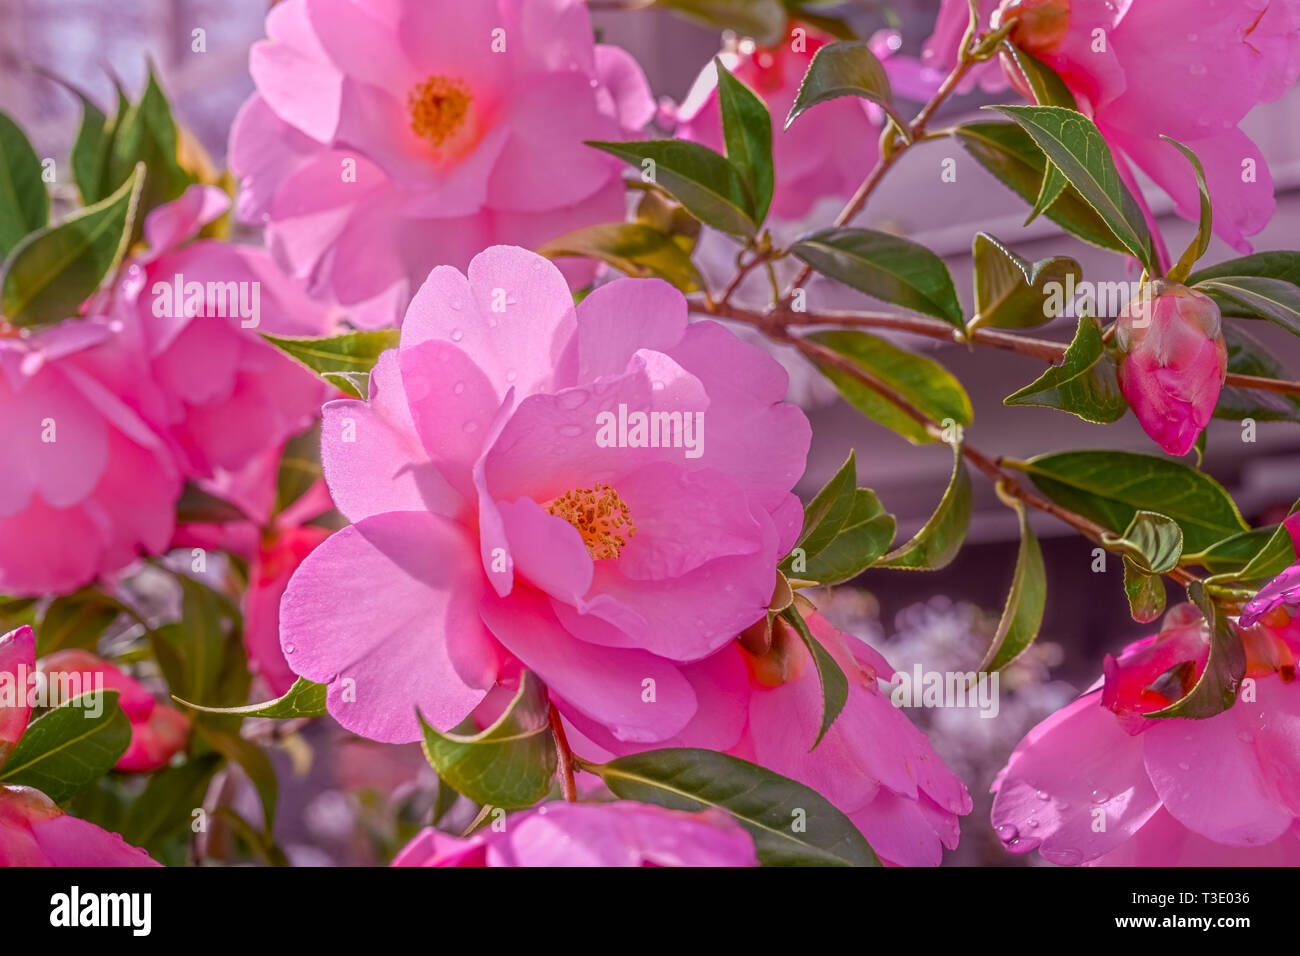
(992, 0, 1072, 55)
(1114, 280, 1228, 457)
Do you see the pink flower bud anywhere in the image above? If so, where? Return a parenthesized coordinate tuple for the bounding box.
(993, 0, 1072, 55)
(0, 627, 35, 764)
(1115, 281, 1228, 457)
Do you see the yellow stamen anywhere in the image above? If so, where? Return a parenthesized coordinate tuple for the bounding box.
(545, 484, 636, 561)
(407, 75, 472, 148)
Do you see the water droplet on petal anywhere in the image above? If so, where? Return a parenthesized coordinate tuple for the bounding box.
(451, 328, 464, 341)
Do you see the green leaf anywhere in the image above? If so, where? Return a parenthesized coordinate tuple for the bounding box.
(0, 163, 143, 328)
(1215, 324, 1300, 424)
(969, 232, 1081, 330)
(1104, 511, 1184, 574)
(175, 576, 231, 707)
(176, 676, 328, 720)
(1185, 525, 1282, 575)
(782, 452, 896, 585)
(196, 725, 278, 833)
(275, 424, 323, 516)
(588, 748, 879, 866)
(1189, 251, 1300, 287)
(69, 92, 108, 205)
(635, 187, 702, 253)
(1000, 42, 1078, 109)
(38, 589, 122, 656)
(1004, 317, 1128, 423)
(878, 440, 973, 570)
(716, 59, 774, 224)
(807, 328, 973, 444)
(0, 112, 49, 257)
(102, 67, 191, 228)
(1145, 582, 1245, 719)
(1204, 503, 1300, 585)
(1196, 276, 1300, 339)
(977, 491, 1046, 672)
(779, 605, 848, 748)
(990, 106, 1155, 271)
(121, 753, 223, 850)
(655, 0, 787, 45)
(1027, 161, 1069, 225)
(587, 139, 758, 237)
(418, 671, 556, 810)
(262, 329, 400, 396)
(0, 692, 131, 802)
(1007, 450, 1248, 553)
(955, 122, 1129, 255)
(793, 227, 964, 329)
(538, 222, 704, 294)
(1162, 137, 1212, 284)
(785, 40, 906, 138)
(1123, 558, 1166, 623)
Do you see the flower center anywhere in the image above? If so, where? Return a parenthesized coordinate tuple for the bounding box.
(544, 483, 636, 561)
(407, 75, 473, 149)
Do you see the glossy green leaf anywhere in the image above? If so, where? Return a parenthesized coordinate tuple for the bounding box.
(878, 440, 973, 570)
(1004, 317, 1127, 423)
(779, 605, 848, 747)
(0, 164, 143, 328)
(655, 0, 787, 45)
(38, 589, 122, 656)
(1000, 42, 1078, 109)
(978, 492, 1046, 672)
(1009, 450, 1248, 553)
(1162, 137, 1212, 283)
(955, 121, 1129, 255)
(807, 328, 973, 444)
(1215, 325, 1300, 424)
(1204, 503, 1300, 585)
(69, 91, 109, 204)
(1189, 251, 1300, 287)
(102, 67, 191, 228)
(1145, 583, 1245, 719)
(1197, 276, 1300, 339)
(176, 676, 328, 720)
(991, 106, 1155, 270)
(538, 222, 704, 294)
(0, 692, 130, 801)
(781, 452, 896, 585)
(970, 232, 1081, 330)
(717, 59, 774, 224)
(1104, 511, 1184, 575)
(1027, 161, 1068, 225)
(587, 139, 758, 237)
(419, 671, 556, 810)
(785, 40, 906, 137)
(0, 112, 49, 257)
(589, 748, 879, 866)
(1185, 525, 1282, 575)
(262, 329, 400, 396)
(793, 227, 964, 328)
(276, 424, 323, 516)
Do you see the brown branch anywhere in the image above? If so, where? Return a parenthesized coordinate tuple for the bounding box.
(549, 705, 578, 802)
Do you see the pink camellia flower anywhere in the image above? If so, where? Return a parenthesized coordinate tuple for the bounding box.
(229, 0, 654, 329)
(0, 785, 161, 867)
(561, 611, 972, 866)
(38, 649, 190, 773)
(0, 628, 160, 866)
(1240, 513, 1300, 629)
(279, 245, 810, 745)
(119, 185, 333, 478)
(927, 0, 1300, 252)
(1114, 281, 1228, 457)
(392, 800, 757, 867)
(0, 320, 181, 597)
(991, 604, 1300, 866)
(672, 24, 941, 221)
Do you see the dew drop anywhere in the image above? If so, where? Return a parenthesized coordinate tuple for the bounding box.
(284, 644, 296, 654)
(464, 420, 479, 434)
(995, 824, 1019, 844)
(452, 381, 466, 395)
(451, 328, 464, 341)
(1036, 790, 1049, 801)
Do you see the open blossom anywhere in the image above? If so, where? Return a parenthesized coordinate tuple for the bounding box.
(560, 611, 972, 866)
(927, 0, 1300, 252)
(0, 320, 181, 597)
(992, 604, 1300, 866)
(0, 628, 160, 866)
(1115, 282, 1227, 457)
(119, 185, 333, 478)
(279, 245, 809, 744)
(229, 0, 654, 329)
(38, 650, 190, 773)
(392, 800, 756, 867)
(672, 25, 942, 222)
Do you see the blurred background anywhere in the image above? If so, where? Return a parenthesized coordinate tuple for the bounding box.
(4, 0, 1298, 864)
